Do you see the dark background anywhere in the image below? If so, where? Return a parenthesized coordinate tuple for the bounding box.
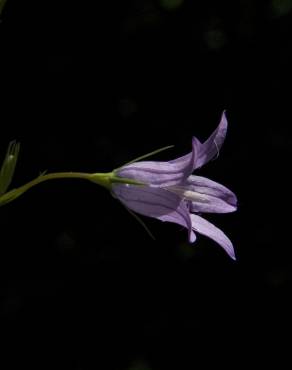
(0, 0, 291, 369)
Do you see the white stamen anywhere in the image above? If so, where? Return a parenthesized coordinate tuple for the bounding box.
(166, 186, 209, 203)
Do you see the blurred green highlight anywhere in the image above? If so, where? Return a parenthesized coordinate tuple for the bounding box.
(205, 28, 227, 50)
(128, 360, 151, 370)
(159, 0, 184, 11)
(271, 0, 292, 16)
(0, 0, 8, 16)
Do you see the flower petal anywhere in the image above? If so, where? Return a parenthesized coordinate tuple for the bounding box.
(186, 175, 237, 207)
(112, 184, 196, 242)
(115, 139, 197, 187)
(190, 214, 235, 260)
(190, 195, 236, 213)
(115, 112, 228, 187)
(166, 181, 237, 214)
(194, 111, 228, 169)
(168, 111, 228, 170)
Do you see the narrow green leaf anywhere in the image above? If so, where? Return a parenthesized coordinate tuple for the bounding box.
(0, 141, 20, 195)
(123, 204, 155, 240)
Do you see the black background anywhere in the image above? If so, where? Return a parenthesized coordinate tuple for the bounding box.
(0, 0, 292, 369)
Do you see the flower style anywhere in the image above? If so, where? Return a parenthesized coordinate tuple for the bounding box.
(111, 111, 237, 260)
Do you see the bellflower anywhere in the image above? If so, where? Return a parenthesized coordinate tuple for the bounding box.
(111, 111, 237, 260)
(0, 112, 237, 261)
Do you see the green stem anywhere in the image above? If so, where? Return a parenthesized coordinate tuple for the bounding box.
(0, 171, 112, 206)
(0, 170, 145, 207)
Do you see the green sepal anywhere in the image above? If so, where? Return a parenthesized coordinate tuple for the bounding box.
(89, 172, 145, 189)
(115, 145, 174, 170)
(123, 205, 155, 240)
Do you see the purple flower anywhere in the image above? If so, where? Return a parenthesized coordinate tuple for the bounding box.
(112, 111, 237, 260)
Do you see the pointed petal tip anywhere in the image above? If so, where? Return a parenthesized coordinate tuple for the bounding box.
(190, 214, 236, 261)
(218, 237, 236, 261)
(217, 240, 236, 261)
(219, 110, 228, 133)
(229, 193, 238, 208)
(191, 136, 202, 154)
(227, 244, 236, 260)
(189, 230, 197, 243)
(221, 110, 227, 123)
(190, 110, 229, 169)
(227, 202, 238, 213)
